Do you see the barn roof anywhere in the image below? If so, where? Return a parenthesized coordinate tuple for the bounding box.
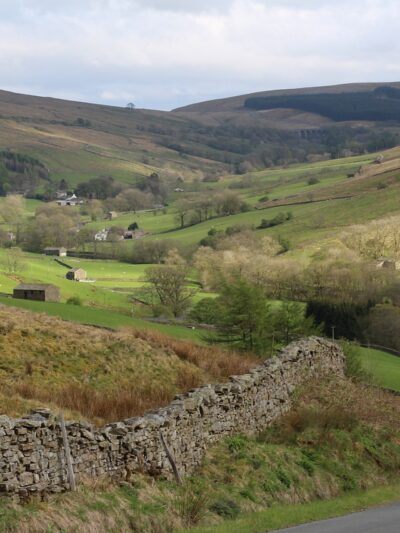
(14, 284, 58, 291)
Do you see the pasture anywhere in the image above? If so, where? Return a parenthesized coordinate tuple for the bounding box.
(359, 347, 400, 392)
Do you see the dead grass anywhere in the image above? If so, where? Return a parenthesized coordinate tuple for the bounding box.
(0, 307, 258, 424)
(298, 378, 400, 430)
(128, 328, 257, 380)
(11, 383, 174, 425)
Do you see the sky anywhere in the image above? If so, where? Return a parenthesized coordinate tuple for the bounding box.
(0, 0, 399, 110)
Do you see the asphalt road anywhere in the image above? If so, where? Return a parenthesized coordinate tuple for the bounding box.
(272, 503, 400, 533)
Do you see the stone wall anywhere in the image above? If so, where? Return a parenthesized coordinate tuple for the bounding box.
(0, 337, 345, 499)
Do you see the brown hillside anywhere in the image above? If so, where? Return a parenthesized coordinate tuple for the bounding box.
(0, 305, 257, 424)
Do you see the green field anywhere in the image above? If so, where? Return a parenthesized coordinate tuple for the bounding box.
(0, 296, 202, 341)
(359, 347, 400, 392)
(76, 149, 400, 257)
(0, 249, 150, 311)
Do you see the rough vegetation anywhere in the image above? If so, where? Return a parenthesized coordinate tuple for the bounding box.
(0, 306, 257, 424)
(0, 378, 398, 532)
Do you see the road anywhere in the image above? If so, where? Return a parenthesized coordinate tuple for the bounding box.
(272, 503, 400, 533)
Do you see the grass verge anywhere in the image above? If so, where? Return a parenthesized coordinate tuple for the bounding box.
(183, 484, 400, 533)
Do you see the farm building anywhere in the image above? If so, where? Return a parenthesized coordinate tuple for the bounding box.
(13, 284, 60, 302)
(106, 211, 117, 220)
(57, 194, 84, 207)
(66, 268, 87, 281)
(44, 247, 67, 257)
(94, 229, 109, 241)
(123, 229, 146, 240)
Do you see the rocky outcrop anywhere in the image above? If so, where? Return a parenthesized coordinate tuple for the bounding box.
(0, 337, 345, 499)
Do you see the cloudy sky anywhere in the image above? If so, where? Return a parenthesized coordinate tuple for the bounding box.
(0, 0, 399, 110)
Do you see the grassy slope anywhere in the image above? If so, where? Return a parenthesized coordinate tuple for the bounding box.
(86, 149, 400, 255)
(1, 84, 399, 192)
(0, 305, 256, 424)
(0, 90, 224, 188)
(0, 249, 145, 311)
(0, 298, 202, 341)
(359, 347, 400, 392)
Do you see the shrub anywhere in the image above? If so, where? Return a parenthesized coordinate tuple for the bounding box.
(226, 435, 247, 457)
(175, 484, 210, 527)
(66, 296, 82, 306)
(210, 498, 240, 519)
(276, 468, 292, 488)
(258, 212, 292, 229)
(307, 177, 320, 185)
(340, 340, 371, 381)
(278, 236, 290, 253)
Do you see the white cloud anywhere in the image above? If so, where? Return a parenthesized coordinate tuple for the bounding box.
(0, 0, 398, 109)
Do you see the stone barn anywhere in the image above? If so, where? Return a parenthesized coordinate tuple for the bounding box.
(66, 268, 87, 281)
(44, 247, 67, 257)
(13, 284, 60, 302)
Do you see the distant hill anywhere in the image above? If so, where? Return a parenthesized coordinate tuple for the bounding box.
(1, 82, 400, 193)
(174, 81, 400, 113)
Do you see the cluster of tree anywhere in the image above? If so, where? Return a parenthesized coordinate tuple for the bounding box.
(21, 204, 81, 252)
(199, 225, 254, 249)
(245, 87, 400, 122)
(194, 232, 287, 290)
(341, 216, 400, 260)
(80, 199, 106, 221)
(137, 172, 168, 202)
(258, 212, 293, 229)
(194, 234, 398, 305)
(75, 176, 123, 200)
(142, 255, 318, 353)
(128, 239, 181, 264)
(108, 189, 154, 213)
(0, 150, 50, 195)
(175, 191, 249, 229)
(306, 298, 400, 354)
(189, 280, 319, 353)
(75, 172, 167, 207)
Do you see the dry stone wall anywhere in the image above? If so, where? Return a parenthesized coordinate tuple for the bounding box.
(0, 337, 345, 499)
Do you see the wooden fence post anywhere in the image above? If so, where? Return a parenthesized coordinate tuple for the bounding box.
(159, 429, 182, 485)
(59, 412, 76, 491)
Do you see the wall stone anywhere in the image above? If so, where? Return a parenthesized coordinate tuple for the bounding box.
(0, 337, 345, 499)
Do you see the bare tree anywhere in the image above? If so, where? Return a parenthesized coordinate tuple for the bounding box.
(145, 264, 194, 317)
